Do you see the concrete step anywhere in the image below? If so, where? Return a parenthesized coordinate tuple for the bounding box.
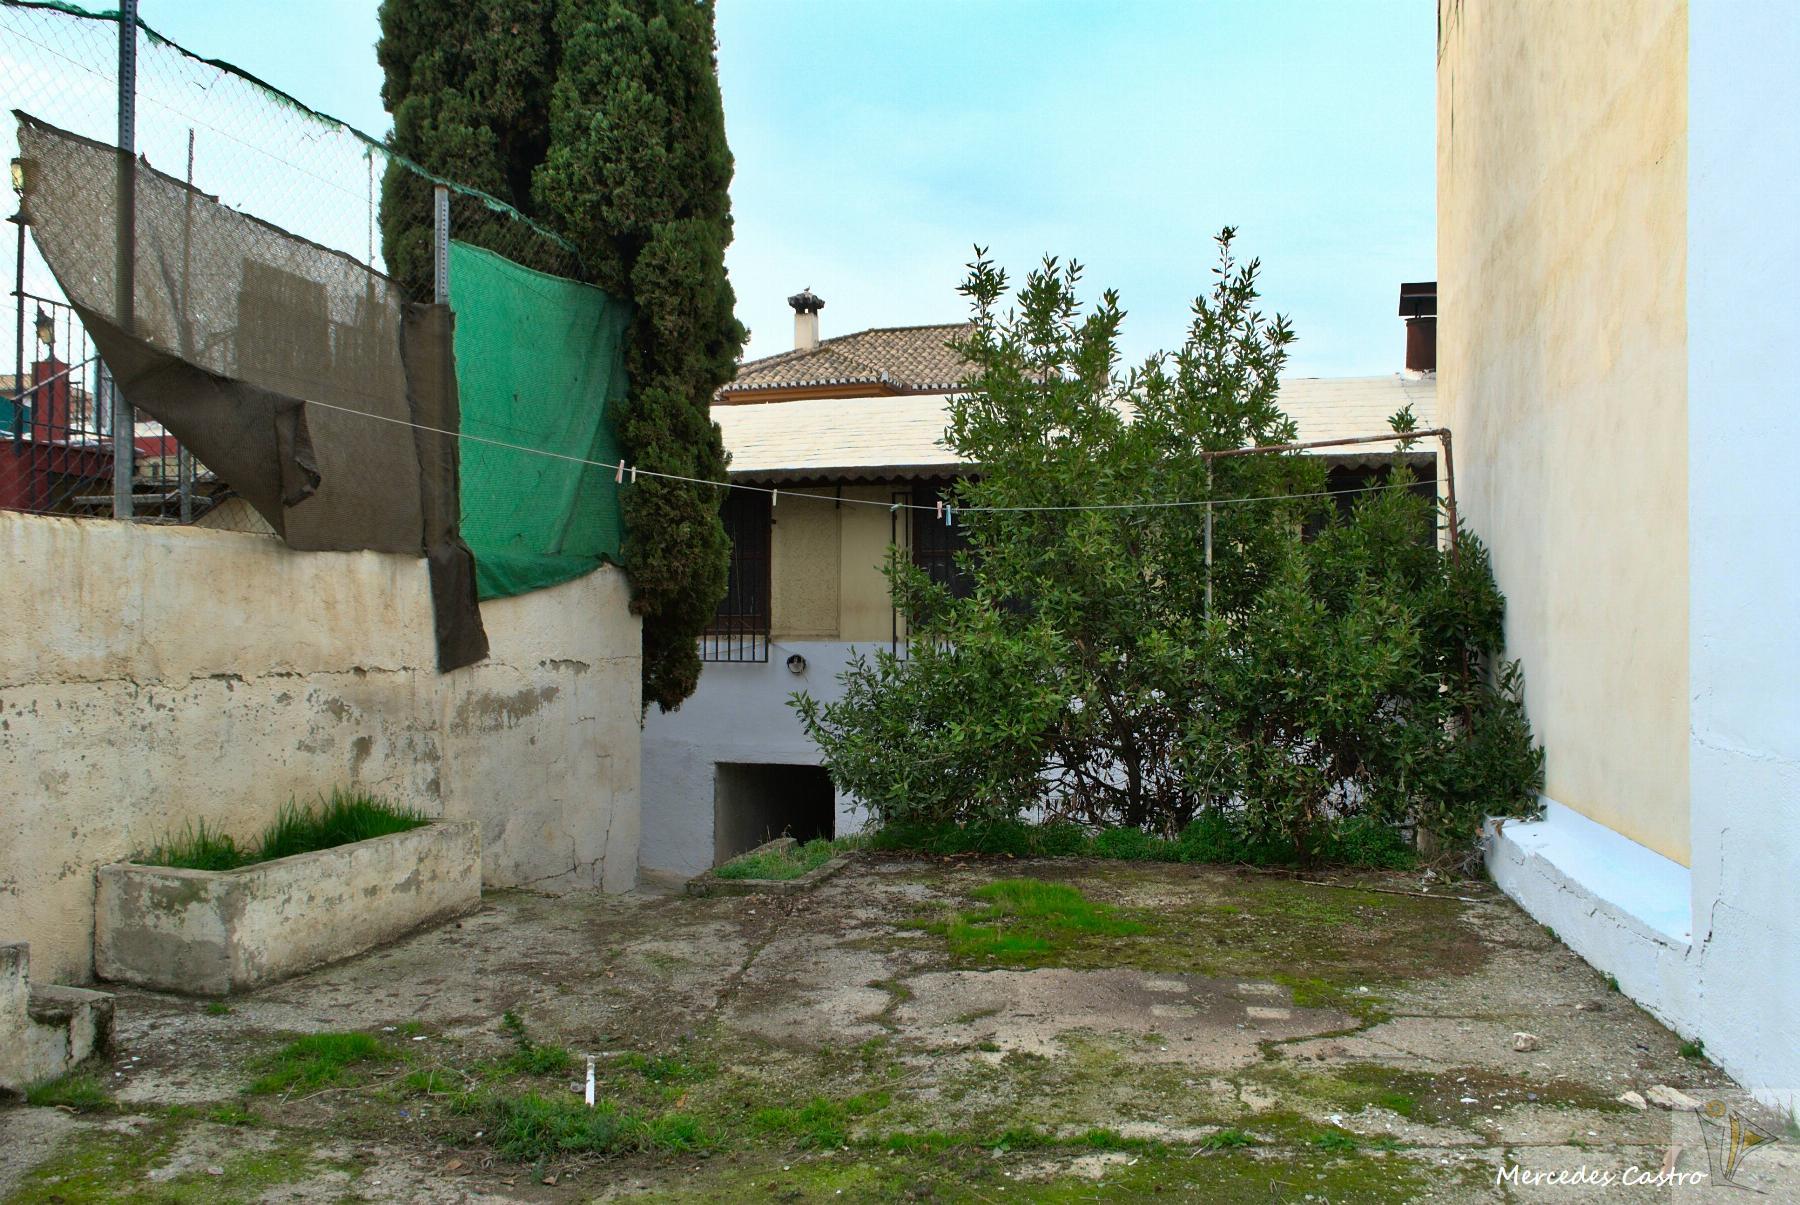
(1, 941, 115, 1093)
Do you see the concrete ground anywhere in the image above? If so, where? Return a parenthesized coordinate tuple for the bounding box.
(2, 855, 1794, 1202)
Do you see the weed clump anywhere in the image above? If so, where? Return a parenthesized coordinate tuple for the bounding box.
(25, 1071, 112, 1112)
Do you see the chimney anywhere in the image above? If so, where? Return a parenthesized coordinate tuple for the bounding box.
(789, 287, 824, 352)
(1398, 281, 1436, 375)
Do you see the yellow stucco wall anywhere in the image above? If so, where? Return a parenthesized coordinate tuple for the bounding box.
(770, 495, 841, 639)
(1438, 0, 1689, 863)
(766, 483, 903, 643)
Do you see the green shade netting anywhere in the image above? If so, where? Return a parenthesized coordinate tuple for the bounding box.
(449, 241, 628, 599)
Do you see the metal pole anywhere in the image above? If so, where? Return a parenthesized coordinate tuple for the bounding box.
(10, 214, 22, 444)
(111, 0, 138, 519)
(1203, 462, 1214, 618)
(432, 184, 449, 304)
(1438, 429, 1460, 562)
(178, 127, 193, 522)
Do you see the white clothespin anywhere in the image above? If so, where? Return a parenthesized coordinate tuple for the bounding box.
(614, 461, 625, 484)
(629, 465, 638, 484)
(771, 488, 779, 507)
(936, 499, 945, 520)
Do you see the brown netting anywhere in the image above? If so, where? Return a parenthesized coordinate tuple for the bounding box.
(15, 112, 487, 669)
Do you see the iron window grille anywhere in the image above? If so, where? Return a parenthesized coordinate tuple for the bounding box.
(701, 487, 771, 662)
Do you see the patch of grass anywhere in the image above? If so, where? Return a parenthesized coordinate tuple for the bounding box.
(713, 838, 840, 881)
(205, 1101, 259, 1126)
(137, 788, 428, 870)
(1679, 1038, 1707, 1061)
(5, 1121, 322, 1205)
(914, 878, 1146, 965)
(204, 1001, 232, 1016)
(1200, 1126, 1257, 1149)
(1605, 973, 1621, 992)
(752, 1093, 890, 1149)
(617, 1051, 710, 1084)
(1312, 1130, 1360, 1152)
(488, 1092, 638, 1160)
(24, 1071, 112, 1112)
(247, 1031, 399, 1095)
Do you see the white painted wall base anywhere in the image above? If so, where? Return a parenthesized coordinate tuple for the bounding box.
(1485, 799, 1698, 1040)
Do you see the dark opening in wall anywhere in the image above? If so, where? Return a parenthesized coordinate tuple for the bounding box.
(713, 762, 835, 865)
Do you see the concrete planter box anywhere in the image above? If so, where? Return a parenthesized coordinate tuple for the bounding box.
(95, 821, 480, 996)
(685, 837, 852, 898)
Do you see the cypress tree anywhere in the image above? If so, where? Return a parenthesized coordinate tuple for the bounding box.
(376, 0, 559, 295)
(535, 0, 745, 711)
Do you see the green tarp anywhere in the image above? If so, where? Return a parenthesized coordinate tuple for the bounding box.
(448, 241, 628, 600)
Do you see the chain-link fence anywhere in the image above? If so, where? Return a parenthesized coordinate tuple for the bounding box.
(1, 0, 581, 525)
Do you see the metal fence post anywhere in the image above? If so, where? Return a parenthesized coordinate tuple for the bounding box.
(111, 0, 138, 519)
(9, 207, 22, 444)
(432, 184, 449, 305)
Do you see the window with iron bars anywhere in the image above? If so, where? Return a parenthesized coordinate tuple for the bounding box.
(700, 488, 771, 662)
(910, 478, 976, 599)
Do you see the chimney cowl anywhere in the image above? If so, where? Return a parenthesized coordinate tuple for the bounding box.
(788, 287, 825, 315)
(1399, 282, 1436, 375)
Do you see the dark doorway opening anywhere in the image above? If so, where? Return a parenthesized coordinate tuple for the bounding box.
(713, 762, 835, 866)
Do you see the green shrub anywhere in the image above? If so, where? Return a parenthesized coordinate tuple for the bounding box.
(796, 236, 1542, 868)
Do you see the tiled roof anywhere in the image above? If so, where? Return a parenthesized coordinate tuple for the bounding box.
(716, 374, 1436, 481)
(724, 323, 972, 396)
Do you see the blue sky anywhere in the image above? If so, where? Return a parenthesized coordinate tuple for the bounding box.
(113, 1, 1436, 376)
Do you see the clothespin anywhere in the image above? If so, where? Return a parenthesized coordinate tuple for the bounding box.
(629, 465, 638, 484)
(890, 502, 900, 514)
(614, 461, 625, 484)
(936, 499, 945, 521)
(944, 503, 954, 527)
(771, 488, 779, 507)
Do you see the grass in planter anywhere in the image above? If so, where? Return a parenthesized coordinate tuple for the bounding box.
(255, 789, 428, 862)
(137, 789, 428, 871)
(713, 837, 840, 881)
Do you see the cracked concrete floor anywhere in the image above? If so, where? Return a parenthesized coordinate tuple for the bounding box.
(2, 855, 1794, 1202)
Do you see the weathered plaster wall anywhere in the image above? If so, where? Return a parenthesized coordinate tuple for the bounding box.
(0, 512, 641, 984)
(1437, 0, 1690, 863)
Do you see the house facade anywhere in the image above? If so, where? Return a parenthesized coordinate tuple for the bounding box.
(1441, 0, 1798, 1109)
(640, 291, 1441, 876)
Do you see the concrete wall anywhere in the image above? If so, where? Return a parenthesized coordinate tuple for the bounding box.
(0, 512, 641, 984)
(1437, 0, 1690, 864)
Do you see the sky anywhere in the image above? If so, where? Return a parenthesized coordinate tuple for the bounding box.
(20, 0, 1437, 378)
